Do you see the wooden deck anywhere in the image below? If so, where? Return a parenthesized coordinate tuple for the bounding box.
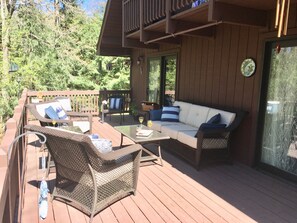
(22, 116, 297, 223)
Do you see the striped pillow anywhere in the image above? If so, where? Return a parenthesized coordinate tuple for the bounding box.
(161, 106, 180, 122)
(109, 98, 122, 110)
(56, 106, 68, 120)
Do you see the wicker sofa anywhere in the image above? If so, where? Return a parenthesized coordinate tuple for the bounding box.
(151, 101, 246, 169)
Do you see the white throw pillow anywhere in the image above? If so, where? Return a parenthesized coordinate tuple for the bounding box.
(91, 138, 112, 154)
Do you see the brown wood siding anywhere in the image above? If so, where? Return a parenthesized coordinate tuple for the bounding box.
(176, 24, 262, 165)
(130, 5, 297, 165)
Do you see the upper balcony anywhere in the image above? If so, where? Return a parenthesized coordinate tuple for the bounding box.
(1, 89, 297, 222)
(98, 0, 273, 56)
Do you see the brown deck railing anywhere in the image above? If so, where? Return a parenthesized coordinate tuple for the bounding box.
(27, 90, 100, 115)
(0, 89, 28, 223)
(0, 89, 131, 222)
(99, 89, 132, 113)
(123, 0, 199, 33)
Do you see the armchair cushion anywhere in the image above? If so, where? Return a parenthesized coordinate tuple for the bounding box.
(45, 106, 59, 120)
(161, 106, 180, 122)
(55, 97, 72, 111)
(109, 98, 123, 110)
(91, 138, 112, 154)
(73, 121, 90, 133)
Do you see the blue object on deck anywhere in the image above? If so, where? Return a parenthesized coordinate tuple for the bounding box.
(192, 0, 208, 7)
(39, 180, 48, 220)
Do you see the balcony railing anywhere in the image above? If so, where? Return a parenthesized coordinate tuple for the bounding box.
(123, 0, 140, 33)
(27, 90, 100, 115)
(143, 0, 166, 26)
(0, 89, 131, 223)
(123, 0, 198, 33)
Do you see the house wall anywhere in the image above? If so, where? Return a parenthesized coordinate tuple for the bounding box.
(130, 5, 297, 166)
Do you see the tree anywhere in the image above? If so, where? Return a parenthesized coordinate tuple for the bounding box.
(0, 0, 130, 125)
(0, 0, 18, 120)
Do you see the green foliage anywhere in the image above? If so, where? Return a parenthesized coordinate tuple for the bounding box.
(0, 1, 130, 121)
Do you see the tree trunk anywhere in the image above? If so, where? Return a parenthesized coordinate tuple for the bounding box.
(55, 0, 60, 26)
(1, 0, 10, 80)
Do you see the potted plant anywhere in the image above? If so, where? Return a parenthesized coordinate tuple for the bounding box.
(129, 103, 138, 120)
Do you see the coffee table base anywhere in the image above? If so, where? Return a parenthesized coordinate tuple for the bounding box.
(140, 143, 163, 166)
(119, 133, 163, 166)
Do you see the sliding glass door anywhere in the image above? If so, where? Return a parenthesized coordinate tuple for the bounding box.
(148, 58, 161, 103)
(147, 55, 176, 106)
(260, 40, 297, 176)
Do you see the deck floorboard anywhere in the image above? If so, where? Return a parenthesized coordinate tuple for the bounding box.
(22, 116, 297, 223)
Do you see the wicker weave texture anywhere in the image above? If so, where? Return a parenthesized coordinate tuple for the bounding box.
(25, 125, 142, 222)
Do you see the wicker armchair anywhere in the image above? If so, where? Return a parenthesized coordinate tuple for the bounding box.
(26, 100, 92, 133)
(25, 125, 142, 222)
(101, 95, 125, 124)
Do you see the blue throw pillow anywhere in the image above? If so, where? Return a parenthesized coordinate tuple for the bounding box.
(195, 123, 226, 137)
(207, 113, 221, 124)
(149, 109, 162, 121)
(109, 98, 122, 110)
(161, 106, 180, 122)
(45, 106, 59, 120)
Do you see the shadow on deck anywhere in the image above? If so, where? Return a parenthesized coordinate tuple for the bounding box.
(22, 117, 297, 223)
(99, 113, 139, 127)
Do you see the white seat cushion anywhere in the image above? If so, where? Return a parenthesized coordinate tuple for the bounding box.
(177, 130, 197, 148)
(161, 124, 198, 139)
(173, 101, 192, 123)
(150, 121, 176, 132)
(207, 109, 235, 126)
(185, 104, 210, 128)
(73, 121, 90, 133)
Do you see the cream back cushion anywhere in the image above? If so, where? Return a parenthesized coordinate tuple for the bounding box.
(207, 108, 236, 126)
(173, 101, 192, 123)
(185, 104, 210, 128)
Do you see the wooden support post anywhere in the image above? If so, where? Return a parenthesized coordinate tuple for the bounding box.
(166, 0, 175, 34)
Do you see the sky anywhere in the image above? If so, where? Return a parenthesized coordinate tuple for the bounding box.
(82, 0, 107, 15)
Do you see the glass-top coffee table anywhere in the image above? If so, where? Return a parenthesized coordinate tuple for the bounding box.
(114, 125, 170, 166)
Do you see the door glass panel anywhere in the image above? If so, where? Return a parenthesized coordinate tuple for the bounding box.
(164, 56, 176, 106)
(148, 58, 161, 103)
(261, 43, 297, 176)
